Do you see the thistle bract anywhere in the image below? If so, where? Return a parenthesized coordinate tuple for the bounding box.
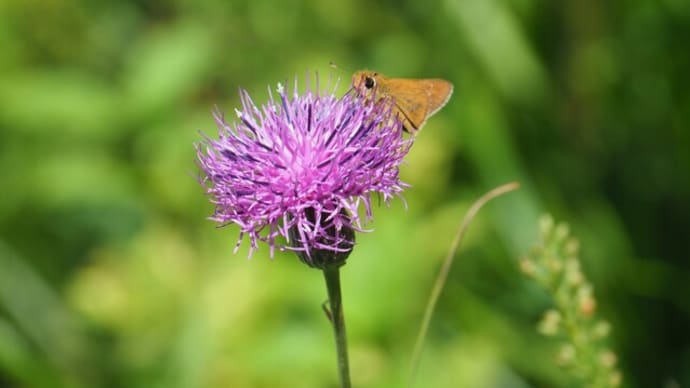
(196, 76, 412, 265)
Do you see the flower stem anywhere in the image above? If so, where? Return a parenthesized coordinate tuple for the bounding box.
(323, 264, 351, 388)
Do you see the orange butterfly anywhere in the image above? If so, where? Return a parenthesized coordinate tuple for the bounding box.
(352, 70, 453, 132)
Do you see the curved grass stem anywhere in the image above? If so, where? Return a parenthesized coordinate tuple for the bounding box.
(407, 181, 521, 386)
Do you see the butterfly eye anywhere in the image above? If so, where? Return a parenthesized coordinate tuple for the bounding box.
(364, 76, 375, 89)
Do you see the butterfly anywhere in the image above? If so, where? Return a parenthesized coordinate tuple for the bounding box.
(352, 70, 453, 132)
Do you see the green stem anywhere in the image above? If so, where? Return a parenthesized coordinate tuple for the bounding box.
(408, 182, 520, 387)
(323, 264, 351, 388)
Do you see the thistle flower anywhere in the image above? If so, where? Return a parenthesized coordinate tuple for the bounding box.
(196, 76, 411, 268)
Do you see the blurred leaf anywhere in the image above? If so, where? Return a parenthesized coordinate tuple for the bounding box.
(0, 318, 64, 388)
(122, 22, 215, 117)
(27, 149, 138, 207)
(0, 70, 119, 138)
(457, 86, 540, 253)
(0, 243, 91, 387)
(446, 0, 548, 104)
(135, 109, 210, 216)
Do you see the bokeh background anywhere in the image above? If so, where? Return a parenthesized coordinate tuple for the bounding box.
(1, 0, 688, 387)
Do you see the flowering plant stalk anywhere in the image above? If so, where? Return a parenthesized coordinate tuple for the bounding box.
(196, 75, 412, 386)
(520, 215, 622, 387)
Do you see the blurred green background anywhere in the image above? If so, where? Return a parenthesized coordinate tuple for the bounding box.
(1, 0, 688, 387)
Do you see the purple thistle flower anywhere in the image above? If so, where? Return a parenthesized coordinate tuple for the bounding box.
(196, 76, 412, 267)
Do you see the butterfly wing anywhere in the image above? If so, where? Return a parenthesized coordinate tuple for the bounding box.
(385, 79, 454, 132)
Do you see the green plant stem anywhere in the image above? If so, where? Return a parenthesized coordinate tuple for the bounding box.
(407, 182, 520, 387)
(323, 264, 351, 388)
